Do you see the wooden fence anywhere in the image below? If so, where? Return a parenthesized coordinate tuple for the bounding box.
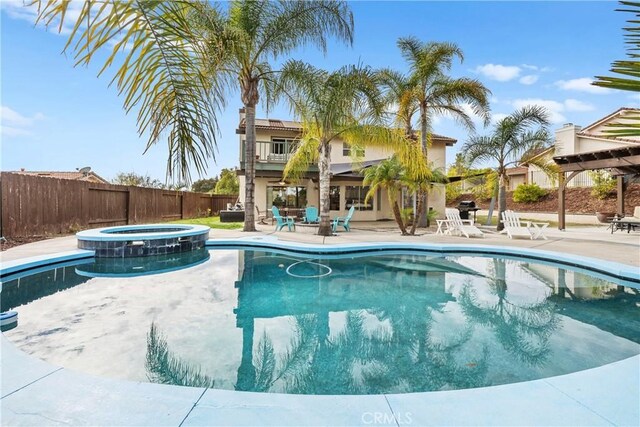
(0, 172, 238, 238)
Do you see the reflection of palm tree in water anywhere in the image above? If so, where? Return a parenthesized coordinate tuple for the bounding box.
(458, 258, 560, 366)
(242, 313, 366, 394)
(241, 269, 490, 394)
(146, 322, 217, 388)
(145, 253, 494, 393)
(361, 288, 489, 393)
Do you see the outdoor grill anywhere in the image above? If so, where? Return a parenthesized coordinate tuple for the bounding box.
(457, 200, 480, 221)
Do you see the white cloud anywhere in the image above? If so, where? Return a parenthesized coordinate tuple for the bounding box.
(510, 98, 596, 123)
(519, 75, 539, 85)
(0, 1, 111, 36)
(512, 98, 567, 123)
(521, 64, 552, 73)
(0, 0, 37, 23)
(474, 64, 521, 82)
(564, 99, 595, 112)
(554, 78, 611, 94)
(1, 105, 46, 137)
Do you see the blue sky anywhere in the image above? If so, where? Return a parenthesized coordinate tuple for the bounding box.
(1, 1, 636, 184)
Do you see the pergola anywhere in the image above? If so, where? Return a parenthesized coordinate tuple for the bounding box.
(553, 145, 640, 229)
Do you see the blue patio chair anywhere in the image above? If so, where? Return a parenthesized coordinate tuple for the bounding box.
(332, 206, 355, 232)
(303, 206, 320, 223)
(271, 206, 296, 231)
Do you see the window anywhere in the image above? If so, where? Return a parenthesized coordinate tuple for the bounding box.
(342, 142, 365, 157)
(271, 139, 285, 155)
(345, 186, 372, 211)
(267, 186, 307, 209)
(376, 188, 382, 211)
(329, 186, 340, 210)
(270, 138, 296, 161)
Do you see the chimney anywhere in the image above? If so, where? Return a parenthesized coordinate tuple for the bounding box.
(236, 107, 247, 135)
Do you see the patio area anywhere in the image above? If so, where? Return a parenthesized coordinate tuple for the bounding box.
(1, 224, 639, 426)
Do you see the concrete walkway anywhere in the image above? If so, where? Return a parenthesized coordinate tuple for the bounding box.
(3, 223, 639, 266)
(1, 224, 639, 426)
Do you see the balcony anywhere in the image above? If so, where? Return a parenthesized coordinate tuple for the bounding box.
(240, 140, 318, 173)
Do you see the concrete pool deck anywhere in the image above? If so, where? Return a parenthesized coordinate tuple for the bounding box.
(1, 225, 639, 426)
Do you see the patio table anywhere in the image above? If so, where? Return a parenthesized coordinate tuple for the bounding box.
(435, 219, 452, 235)
(610, 219, 640, 234)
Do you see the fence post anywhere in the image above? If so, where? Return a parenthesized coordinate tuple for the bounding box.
(126, 189, 132, 225)
(616, 176, 625, 216)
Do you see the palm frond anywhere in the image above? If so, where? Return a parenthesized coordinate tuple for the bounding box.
(602, 114, 640, 137)
(145, 322, 216, 388)
(282, 130, 320, 182)
(33, 0, 222, 184)
(593, 1, 640, 92)
(461, 135, 499, 166)
(254, 0, 354, 61)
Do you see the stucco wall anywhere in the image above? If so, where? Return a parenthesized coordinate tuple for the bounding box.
(239, 125, 451, 222)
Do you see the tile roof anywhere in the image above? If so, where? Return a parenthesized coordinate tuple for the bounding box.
(505, 166, 528, 175)
(239, 118, 457, 145)
(12, 170, 109, 183)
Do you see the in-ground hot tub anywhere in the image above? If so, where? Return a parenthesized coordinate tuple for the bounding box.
(76, 224, 210, 257)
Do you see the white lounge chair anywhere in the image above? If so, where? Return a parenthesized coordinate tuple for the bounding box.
(445, 208, 484, 238)
(500, 210, 548, 240)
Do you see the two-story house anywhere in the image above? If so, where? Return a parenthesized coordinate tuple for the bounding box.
(235, 108, 457, 222)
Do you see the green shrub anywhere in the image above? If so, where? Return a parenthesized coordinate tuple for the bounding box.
(513, 183, 546, 203)
(589, 171, 616, 199)
(445, 182, 462, 204)
(471, 184, 490, 201)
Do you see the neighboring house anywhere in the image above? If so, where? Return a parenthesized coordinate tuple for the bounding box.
(510, 107, 640, 189)
(235, 109, 456, 221)
(12, 169, 109, 184)
(505, 166, 529, 191)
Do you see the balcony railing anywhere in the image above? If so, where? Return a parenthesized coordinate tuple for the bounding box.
(241, 140, 296, 163)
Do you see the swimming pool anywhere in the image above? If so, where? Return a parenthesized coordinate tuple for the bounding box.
(2, 245, 638, 395)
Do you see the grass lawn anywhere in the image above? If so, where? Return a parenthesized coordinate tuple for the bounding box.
(171, 216, 243, 230)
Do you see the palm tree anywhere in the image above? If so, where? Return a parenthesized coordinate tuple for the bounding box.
(197, 1, 354, 232)
(277, 61, 429, 236)
(593, 1, 640, 93)
(362, 157, 411, 235)
(461, 106, 552, 231)
(32, 1, 223, 184)
(593, 1, 640, 137)
(32, 1, 354, 232)
(394, 37, 491, 227)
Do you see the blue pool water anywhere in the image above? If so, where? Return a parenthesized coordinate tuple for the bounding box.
(2, 248, 638, 395)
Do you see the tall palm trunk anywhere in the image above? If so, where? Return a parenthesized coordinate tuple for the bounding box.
(497, 172, 507, 232)
(242, 76, 259, 232)
(318, 138, 332, 236)
(417, 101, 429, 228)
(391, 198, 408, 235)
(409, 194, 424, 235)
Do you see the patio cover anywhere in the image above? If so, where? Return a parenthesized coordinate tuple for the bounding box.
(553, 145, 640, 229)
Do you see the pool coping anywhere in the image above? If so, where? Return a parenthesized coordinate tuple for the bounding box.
(75, 224, 211, 242)
(1, 238, 639, 426)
